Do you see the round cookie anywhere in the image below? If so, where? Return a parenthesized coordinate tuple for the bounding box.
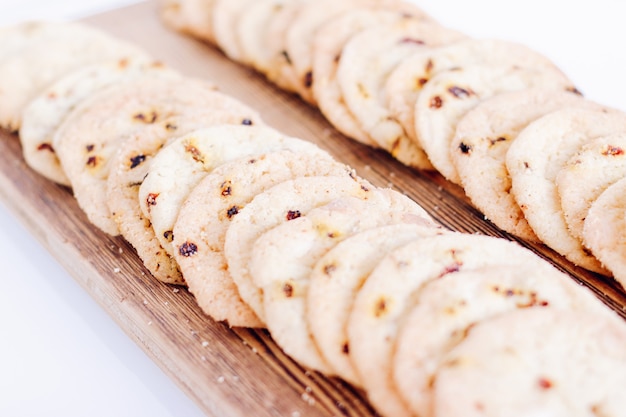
(307, 223, 445, 386)
(20, 58, 173, 186)
(433, 309, 626, 417)
(556, 133, 626, 241)
(506, 108, 626, 273)
(138, 125, 326, 261)
(53, 76, 218, 236)
(392, 264, 615, 417)
(450, 89, 604, 241)
(234, 0, 300, 73)
(107, 104, 263, 285)
(312, 8, 427, 146)
(583, 177, 626, 289)
(250, 190, 436, 373)
(415, 64, 575, 184)
(337, 19, 464, 169)
(347, 232, 557, 417)
(223, 175, 373, 320)
(0, 21, 79, 61)
(172, 149, 351, 328)
(159, 0, 216, 44)
(211, 0, 255, 61)
(263, 0, 311, 93)
(384, 38, 568, 145)
(0, 22, 147, 131)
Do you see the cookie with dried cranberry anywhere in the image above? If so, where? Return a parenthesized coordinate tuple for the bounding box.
(172, 149, 350, 327)
(224, 175, 373, 321)
(138, 125, 326, 262)
(433, 309, 626, 417)
(337, 19, 465, 169)
(506, 108, 626, 273)
(20, 58, 173, 186)
(160, 0, 216, 44)
(450, 88, 604, 241)
(556, 133, 626, 242)
(307, 222, 445, 386)
(312, 8, 428, 147)
(583, 177, 626, 290)
(0, 22, 147, 131)
(251, 189, 437, 373)
(107, 103, 263, 285)
(415, 64, 575, 184)
(347, 233, 556, 417)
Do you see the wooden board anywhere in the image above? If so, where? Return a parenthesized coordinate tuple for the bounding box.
(0, 1, 624, 416)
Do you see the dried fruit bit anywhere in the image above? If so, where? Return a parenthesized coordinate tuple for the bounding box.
(165, 123, 178, 131)
(221, 181, 233, 197)
(179, 241, 198, 257)
(430, 96, 443, 109)
(281, 50, 292, 64)
(226, 206, 240, 219)
(399, 37, 425, 45)
(185, 143, 205, 163)
(129, 154, 146, 169)
(86, 155, 101, 168)
(86, 144, 95, 152)
(283, 282, 294, 298)
(373, 297, 389, 318)
(602, 145, 624, 156)
(458, 142, 472, 155)
(241, 118, 253, 126)
(415, 77, 429, 88)
(323, 264, 336, 275)
(304, 71, 313, 88)
(448, 86, 473, 98)
(37, 142, 54, 152)
(538, 377, 553, 390)
(163, 230, 174, 242)
(342, 343, 349, 354)
(286, 210, 302, 221)
(133, 111, 158, 123)
(146, 193, 159, 206)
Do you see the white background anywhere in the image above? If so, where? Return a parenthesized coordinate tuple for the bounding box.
(0, 1, 625, 416)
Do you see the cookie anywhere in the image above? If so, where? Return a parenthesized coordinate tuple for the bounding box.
(415, 64, 575, 184)
(450, 89, 603, 241)
(582, 177, 626, 289)
(20, 58, 172, 186)
(159, 0, 216, 44)
(347, 232, 557, 417)
(235, 0, 303, 75)
(223, 175, 372, 320)
(263, 0, 309, 93)
(172, 150, 351, 328)
(212, 0, 255, 62)
(384, 38, 568, 145)
(0, 22, 147, 131)
(337, 19, 464, 169)
(556, 133, 626, 242)
(107, 102, 263, 285)
(312, 8, 425, 146)
(0, 21, 73, 60)
(506, 108, 626, 273)
(250, 190, 436, 373)
(54, 76, 218, 236)
(392, 264, 615, 417)
(307, 223, 445, 386)
(433, 309, 626, 417)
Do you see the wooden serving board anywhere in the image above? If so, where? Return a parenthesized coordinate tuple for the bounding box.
(1, 2, 625, 416)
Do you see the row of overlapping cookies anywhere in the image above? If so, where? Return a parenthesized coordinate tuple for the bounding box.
(2, 18, 625, 417)
(160, 0, 626, 288)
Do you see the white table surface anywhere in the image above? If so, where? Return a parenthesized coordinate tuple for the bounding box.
(0, 1, 625, 416)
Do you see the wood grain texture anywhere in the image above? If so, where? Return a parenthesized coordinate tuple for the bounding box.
(0, 1, 624, 416)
